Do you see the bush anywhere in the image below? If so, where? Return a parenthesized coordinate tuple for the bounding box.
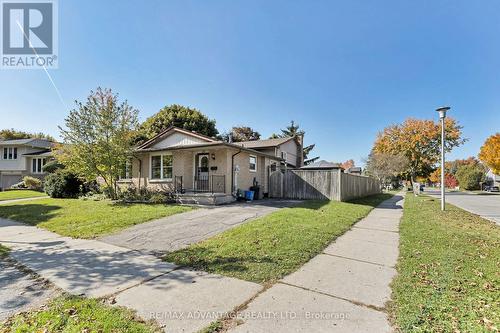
(79, 192, 108, 201)
(42, 160, 65, 173)
(117, 186, 175, 203)
(44, 171, 83, 198)
(22, 176, 42, 191)
(149, 193, 168, 204)
(456, 165, 485, 190)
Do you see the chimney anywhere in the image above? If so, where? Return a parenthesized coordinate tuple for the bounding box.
(297, 134, 304, 167)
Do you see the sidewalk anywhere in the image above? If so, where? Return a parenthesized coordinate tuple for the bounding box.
(0, 218, 261, 333)
(229, 193, 404, 333)
(0, 196, 48, 205)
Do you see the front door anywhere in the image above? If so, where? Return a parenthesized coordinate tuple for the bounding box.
(196, 154, 209, 191)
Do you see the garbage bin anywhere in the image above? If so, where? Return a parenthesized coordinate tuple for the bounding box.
(250, 185, 260, 200)
(244, 190, 255, 201)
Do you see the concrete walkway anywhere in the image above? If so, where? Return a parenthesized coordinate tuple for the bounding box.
(0, 218, 261, 332)
(99, 199, 301, 255)
(229, 193, 405, 333)
(0, 257, 59, 321)
(0, 196, 48, 205)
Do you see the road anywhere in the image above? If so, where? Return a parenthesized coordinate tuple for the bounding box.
(425, 190, 500, 225)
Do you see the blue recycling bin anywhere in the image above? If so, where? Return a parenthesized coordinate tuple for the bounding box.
(244, 190, 255, 201)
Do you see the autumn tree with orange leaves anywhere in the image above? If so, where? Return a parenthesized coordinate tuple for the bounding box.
(479, 133, 500, 174)
(341, 159, 355, 170)
(373, 118, 465, 181)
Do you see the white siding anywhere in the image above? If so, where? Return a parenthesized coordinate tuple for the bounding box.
(151, 132, 209, 149)
(277, 139, 299, 167)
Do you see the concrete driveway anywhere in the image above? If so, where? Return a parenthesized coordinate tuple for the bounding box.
(426, 190, 500, 225)
(99, 199, 301, 255)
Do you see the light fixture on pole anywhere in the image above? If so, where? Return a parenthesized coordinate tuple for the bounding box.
(436, 106, 450, 211)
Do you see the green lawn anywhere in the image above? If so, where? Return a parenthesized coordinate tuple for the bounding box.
(0, 190, 46, 202)
(0, 244, 9, 257)
(165, 193, 392, 283)
(0, 198, 192, 238)
(389, 195, 499, 332)
(0, 295, 160, 333)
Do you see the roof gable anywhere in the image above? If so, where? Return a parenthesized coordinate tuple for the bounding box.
(138, 126, 217, 149)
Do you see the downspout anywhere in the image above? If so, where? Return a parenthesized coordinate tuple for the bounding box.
(231, 149, 242, 197)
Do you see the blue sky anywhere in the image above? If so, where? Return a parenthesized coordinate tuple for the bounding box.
(1, 0, 499, 166)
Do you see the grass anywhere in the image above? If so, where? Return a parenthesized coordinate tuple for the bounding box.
(0, 295, 160, 333)
(389, 195, 499, 332)
(0, 244, 9, 257)
(165, 193, 393, 283)
(0, 190, 46, 202)
(0, 198, 192, 238)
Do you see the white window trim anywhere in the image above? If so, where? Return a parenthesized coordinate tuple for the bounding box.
(281, 151, 287, 161)
(249, 155, 257, 173)
(31, 158, 45, 174)
(149, 153, 173, 182)
(2, 147, 18, 160)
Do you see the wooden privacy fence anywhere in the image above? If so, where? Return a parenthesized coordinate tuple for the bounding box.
(268, 169, 380, 201)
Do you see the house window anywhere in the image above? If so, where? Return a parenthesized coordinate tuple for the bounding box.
(151, 154, 173, 180)
(249, 155, 257, 172)
(281, 151, 287, 160)
(3, 147, 17, 160)
(32, 158, 46, 173)
(120, 160, 133, 180)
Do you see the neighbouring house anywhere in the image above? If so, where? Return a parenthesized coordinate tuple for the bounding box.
(345, 166, 362, 175)
(0, 138, 54, 190)
(120, 126, 283, 204)
(485, 169, 500, 187)
(236, 136, 304, 168)
(300, 160, 343, 171)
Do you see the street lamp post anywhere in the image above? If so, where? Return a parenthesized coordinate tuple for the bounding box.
(436, 106, 450, 211)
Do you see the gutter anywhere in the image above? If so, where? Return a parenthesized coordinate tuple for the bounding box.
(231, 149, 242, 197)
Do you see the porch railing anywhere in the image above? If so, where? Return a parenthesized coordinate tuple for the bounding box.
(174, 176, 183, 193)
(193, 175, 226, 193)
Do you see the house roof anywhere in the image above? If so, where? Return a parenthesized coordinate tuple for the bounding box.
(137, 126, 217, 149)
(300, 160, 342, 170)
(135, 141, 283, 161)
(0, 138, 54, 149)
(22, 149, 52, 157)
(236, 137, 295, 149)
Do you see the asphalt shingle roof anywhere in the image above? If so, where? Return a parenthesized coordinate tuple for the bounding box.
(237, 137, 293, 148)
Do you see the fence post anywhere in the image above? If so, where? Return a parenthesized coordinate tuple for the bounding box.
(338, 170, 342, 201)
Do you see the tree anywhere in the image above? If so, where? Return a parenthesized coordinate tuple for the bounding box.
(444, 173, 459, 188)
(479, 133, 500, 174)
(222, 126, 261, 142)
(0, 128, 55, 141)
(138, 104, 218, 143)
(373, 118, 465, 181)
(429, 169, 459, 188)
(56, 88, 138, 199)
(365, 152, 409, 186)
(456, 164, 485, 190)
(446, 157, 483, 175)
(273, 120, 319, 164)
(341, 159, 355, 170)
(280, 120, 304, 137)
